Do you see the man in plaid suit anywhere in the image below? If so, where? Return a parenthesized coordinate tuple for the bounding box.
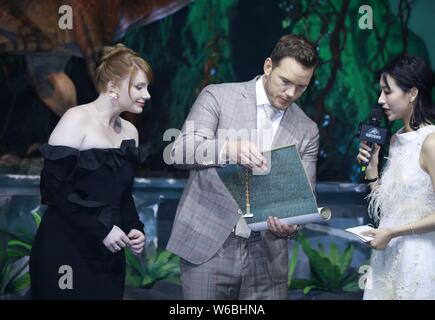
(167, 34, 319, 299)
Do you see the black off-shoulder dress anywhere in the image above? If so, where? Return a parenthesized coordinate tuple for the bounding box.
(30, 139, 149, 299)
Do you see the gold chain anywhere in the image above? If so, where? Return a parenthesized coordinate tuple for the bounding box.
(244, 168, 253, 218)
(245, 168, 250, 214)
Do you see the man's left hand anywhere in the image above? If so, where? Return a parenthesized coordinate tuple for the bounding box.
(267, 217, 300, 238)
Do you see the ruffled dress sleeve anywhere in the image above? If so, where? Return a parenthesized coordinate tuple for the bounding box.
(38, 144, 114, 241)
(120, 144, 151, 234)
(121, 187, 145, 234)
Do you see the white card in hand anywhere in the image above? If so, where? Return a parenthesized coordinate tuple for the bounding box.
(345, 225, 375, 242)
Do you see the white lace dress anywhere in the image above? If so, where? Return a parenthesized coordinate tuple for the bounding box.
(364, 125, 435, 300)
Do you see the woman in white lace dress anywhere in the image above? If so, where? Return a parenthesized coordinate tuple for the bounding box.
(357, 55, 435, 300)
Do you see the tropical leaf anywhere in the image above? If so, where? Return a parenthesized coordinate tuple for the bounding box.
(0, 264, 12, 293)
(338, 245, 353, 276)
(5, 273, 30, 293)
(125, 245, 181, 289)
(31, 212, 41, 227)
(288, 240, 300, 287)
(342, 279, 362, 293)
(304, 285, 322, 295)
(294, 233, 359, 293)
(289, 278, 316, 290)
(7, 240, 32, 257)
(125, 249, 145, 279)
(141, 275, 154, 288)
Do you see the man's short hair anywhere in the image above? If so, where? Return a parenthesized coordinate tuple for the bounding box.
(270, 34, 317, 68)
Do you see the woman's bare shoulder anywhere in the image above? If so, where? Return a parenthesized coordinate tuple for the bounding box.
(120, 118, 139, 146)
(422, 132, 435, 156)
(48, 106, 91, 148)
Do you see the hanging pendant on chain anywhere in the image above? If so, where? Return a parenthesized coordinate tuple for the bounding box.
(243, 167, 254, 218)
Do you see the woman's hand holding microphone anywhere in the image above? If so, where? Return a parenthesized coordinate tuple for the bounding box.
(357, 141, 381, 181)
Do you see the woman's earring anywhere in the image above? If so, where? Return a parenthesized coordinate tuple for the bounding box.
(409, 101, 419, 130)
(109, 92, 119, 100)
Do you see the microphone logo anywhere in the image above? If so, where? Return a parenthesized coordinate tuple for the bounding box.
(357, 124, 387, 145)
(366, 128, 382, 140)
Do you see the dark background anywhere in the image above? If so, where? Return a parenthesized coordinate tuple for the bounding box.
(0, 0, 434, 181)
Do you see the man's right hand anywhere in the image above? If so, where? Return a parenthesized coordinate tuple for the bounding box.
(222, 139, 268, 172)
(103, 225, 131, 253)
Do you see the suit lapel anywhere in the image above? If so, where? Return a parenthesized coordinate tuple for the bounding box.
(239, 77, 258, 131)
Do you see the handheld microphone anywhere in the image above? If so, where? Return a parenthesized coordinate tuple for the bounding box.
(356, 105, 388, 173)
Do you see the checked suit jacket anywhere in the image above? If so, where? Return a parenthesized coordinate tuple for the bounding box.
(166, 77, 319, 281)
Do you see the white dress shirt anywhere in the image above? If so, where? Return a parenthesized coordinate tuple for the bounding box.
(220, 75, 285, 160)
(255, 75, 285, 141)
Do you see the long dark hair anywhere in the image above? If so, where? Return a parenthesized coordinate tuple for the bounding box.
(379, 54, 435, 130)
